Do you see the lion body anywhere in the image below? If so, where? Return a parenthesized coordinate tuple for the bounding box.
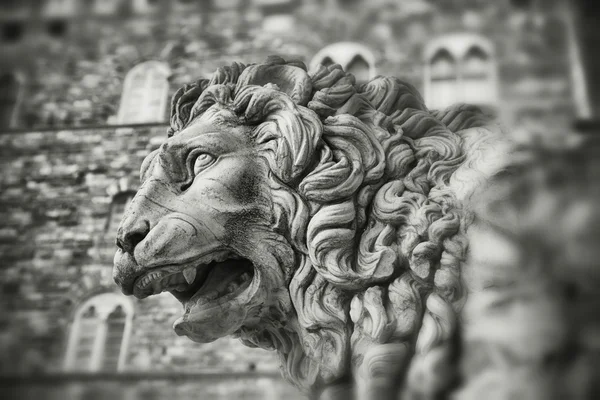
(115, 56, 512, 399)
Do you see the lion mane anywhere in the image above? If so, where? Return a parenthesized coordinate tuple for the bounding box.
(165, 56, 505, 396)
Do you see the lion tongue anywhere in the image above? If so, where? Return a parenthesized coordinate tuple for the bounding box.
(187, 261, 245, 307)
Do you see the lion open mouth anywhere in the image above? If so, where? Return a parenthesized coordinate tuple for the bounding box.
(132, 251, 254, 310)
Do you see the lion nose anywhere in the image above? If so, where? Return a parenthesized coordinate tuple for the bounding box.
(116, 218, 150, 255)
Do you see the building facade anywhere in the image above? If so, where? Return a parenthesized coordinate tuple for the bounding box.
(0, 0, 591, 399)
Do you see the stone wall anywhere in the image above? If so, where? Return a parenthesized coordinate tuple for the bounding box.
(0, 0, 579, 140)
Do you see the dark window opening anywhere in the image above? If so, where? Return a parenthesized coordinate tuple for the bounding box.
(73, 306, 99, 370)
(102, 306, 126, 371)
(510, 0, 533, 9)
(430, 49, 457, 81)
(47, 20, 67, 38)
(320, 56, 334, 67)
(2, 22, 24, 42)
(82, 306, 97, 318)
(346, 55, 370, 83)
(463, 46, 489, 79)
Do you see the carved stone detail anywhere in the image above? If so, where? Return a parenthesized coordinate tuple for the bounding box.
(113, 56, 510, 398)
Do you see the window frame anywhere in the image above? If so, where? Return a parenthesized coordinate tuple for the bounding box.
(63, 292, 134, 372)
(309, 42, 377, 82)
(116, 61, 170, 124)
(423, 33, 498, 110)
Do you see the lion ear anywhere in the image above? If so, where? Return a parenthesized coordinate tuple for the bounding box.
(235, 57, 313, 106)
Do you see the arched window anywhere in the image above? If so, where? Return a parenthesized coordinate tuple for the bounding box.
(424, 33, 497, 110)
(431, 49, 457, 80)
(462, 45, 496, 105)
(64, 293, 133, 372)
(102, 306, 127, 370)
(71, 306, 99, 369)
(0, 73, 22, 129)
(310, 42, 377, 83)
(428, 49, 458, 110)
(117, 61, 170, 124)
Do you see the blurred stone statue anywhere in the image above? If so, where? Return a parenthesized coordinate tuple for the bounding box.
(114, 56, 594, 399)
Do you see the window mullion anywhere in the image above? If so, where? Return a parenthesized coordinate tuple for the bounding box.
(91, 314, 108, 371)
(457, 59, 465, 104)
(142, 72, 153, 122)
(63, 313, 81, 370)
(117, 314, 133, 371)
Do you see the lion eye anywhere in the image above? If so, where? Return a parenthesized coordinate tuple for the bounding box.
(193, 153, 216, 175)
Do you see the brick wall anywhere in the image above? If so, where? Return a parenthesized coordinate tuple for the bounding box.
(0, 0, 578, 139)
(1, 373, 304, 400)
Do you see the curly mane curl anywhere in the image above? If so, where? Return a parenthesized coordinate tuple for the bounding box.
(167, 56, 499, 395)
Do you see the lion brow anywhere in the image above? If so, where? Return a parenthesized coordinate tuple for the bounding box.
(157, 146, 189, 184)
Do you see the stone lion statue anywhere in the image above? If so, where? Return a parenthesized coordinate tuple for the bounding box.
(113, 56, 512, 399)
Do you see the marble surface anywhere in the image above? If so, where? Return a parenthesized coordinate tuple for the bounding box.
(114, 57, 512, 399)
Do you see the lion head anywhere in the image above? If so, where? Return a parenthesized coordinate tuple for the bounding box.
(113, 56, 510, 397)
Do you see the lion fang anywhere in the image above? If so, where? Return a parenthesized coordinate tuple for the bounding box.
(183, 267, 197, 285)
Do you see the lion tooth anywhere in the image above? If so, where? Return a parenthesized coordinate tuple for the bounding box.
(183, 267, 197, 285)
(176, 284, 188, 292)
(142, 276, 152, 288)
